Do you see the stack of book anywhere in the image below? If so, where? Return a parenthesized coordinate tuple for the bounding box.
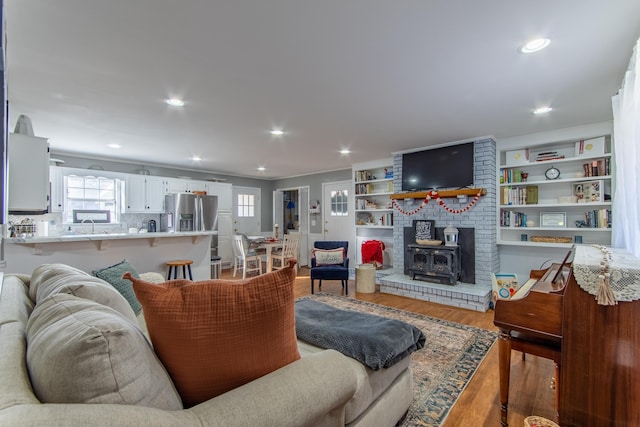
(582, 158, 610, 177)
(535, 151, 565, 162)
(500, 185, 538, 205)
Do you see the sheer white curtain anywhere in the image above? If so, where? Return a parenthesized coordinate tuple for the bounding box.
(611, 37, 640, 256)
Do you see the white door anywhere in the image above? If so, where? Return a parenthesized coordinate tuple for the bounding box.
(322, 181, 355, 263)
(232, 186, 261, 235)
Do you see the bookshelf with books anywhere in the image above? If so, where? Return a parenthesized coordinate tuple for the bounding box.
(498, 135, 613, 247)
(353, 159, 394, 267)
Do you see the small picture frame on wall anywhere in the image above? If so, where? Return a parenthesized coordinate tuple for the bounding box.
(540, 212, 567, 228)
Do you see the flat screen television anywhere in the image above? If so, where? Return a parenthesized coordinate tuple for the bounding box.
(401, 142, 474, 191)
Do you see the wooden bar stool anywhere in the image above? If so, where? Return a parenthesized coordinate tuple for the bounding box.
(166, 260, 193, 280)
(210, 256, 222, 279)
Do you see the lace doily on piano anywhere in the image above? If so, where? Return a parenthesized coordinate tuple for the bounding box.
(573, 245, 640, 303)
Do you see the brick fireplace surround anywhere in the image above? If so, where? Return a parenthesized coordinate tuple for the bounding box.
(376, 137, 498, 312)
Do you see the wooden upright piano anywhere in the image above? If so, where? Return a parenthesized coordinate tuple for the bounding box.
(494, 245, 640, 427)
(494, 248, 572, 426)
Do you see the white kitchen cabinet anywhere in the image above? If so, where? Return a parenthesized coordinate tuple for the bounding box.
(49, 166, 64, 213)
(187, 180, 209, 193)
(124, 175, 165, 213)
(8, 133, 50, 214)
(207, 182, 233, 211)
(164, 178, 209, 194)
(164, 178, 189, 194)
(217, 211, 233, 268)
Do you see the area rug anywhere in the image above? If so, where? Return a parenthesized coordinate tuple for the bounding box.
(297, 293, 497, 427)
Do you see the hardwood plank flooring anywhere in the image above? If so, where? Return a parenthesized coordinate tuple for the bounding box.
(225, 266, 558, 427)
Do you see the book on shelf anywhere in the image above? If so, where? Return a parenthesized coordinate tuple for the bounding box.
(535, 151, 563, 160)
(584, 208, 611, 228)
(500, 185, 538, 205)
(583, 159, 609, 177)
(499, 210, 527, 227)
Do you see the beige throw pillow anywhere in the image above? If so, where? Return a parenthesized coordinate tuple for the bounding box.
(26, 293, 182, 409)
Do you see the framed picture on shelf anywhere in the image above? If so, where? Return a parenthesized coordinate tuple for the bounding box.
(574, 180, 604, 203)
(540, 212, 567, 228)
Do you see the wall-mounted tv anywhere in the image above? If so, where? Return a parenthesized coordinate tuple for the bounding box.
(401, 142, 474, 191)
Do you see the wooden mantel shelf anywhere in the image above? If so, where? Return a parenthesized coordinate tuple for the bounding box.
(390, 188, 486, 200)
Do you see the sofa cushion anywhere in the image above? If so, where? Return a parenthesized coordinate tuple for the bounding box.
(26, 293, 183, 410)
(125, 260, 300, 407)
(93, 259, 143, 315)
(298, 340, 411, 424)
(29, 263, 137, 323)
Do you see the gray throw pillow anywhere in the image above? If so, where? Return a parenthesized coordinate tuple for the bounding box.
(93, 259, 142, 315)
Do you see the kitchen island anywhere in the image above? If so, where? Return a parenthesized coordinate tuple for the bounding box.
(3, 231, 216, 280)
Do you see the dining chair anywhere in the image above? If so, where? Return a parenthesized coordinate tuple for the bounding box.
(271, 233, 300, 271)
(310, 241, 349, 295)
(232, 235, 262, 279)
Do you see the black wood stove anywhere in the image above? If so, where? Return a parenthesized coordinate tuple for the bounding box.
(406, 244, 461, 285)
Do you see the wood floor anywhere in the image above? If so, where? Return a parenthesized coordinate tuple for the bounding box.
(226, 266, 558, 427)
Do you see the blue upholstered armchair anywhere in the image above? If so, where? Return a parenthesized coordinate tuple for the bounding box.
(310, 241, 349, 295)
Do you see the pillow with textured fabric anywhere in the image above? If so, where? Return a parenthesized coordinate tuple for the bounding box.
(26, 293, 182, 409)
(313, 248, 345, 265)
(93, 259, 142, 315)
(125, 260, 300, 408)
(29, 263, 137, 323)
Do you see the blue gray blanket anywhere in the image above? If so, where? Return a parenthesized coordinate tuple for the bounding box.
(295, 300, 426, 370)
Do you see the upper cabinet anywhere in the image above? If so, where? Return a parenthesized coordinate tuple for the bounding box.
(164, 178, 209, 194)
(124, 175, 165, 213)
(8, 133, 50, 214)
(207, 182, 233, 211)
(498, 135, 613, 247)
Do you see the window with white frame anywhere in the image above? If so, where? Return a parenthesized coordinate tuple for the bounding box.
(237, 193, 255, 217)
(63, 175, 121, 224)
(330, 190, 348, 216)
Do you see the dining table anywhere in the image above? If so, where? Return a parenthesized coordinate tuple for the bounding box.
(247, 236, 283, 273)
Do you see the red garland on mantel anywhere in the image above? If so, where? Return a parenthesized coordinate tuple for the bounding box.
(391, 190, 483, 215)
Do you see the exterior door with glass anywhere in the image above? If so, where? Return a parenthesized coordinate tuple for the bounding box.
(322, 181, 354, 263)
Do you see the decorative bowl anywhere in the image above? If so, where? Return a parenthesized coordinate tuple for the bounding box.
(416, 239, 442, 246)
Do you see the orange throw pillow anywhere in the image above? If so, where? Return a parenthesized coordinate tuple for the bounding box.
(125, 260, 300, 407)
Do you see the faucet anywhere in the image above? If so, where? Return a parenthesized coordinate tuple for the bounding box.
(80, 218, 95, 234)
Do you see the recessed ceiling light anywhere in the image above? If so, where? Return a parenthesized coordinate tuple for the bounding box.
(533, 106, 553, 114)
(257, 166, 266, 171)
(192, 156, 202, 161)
(270, 129, 284, 136)
(520, 38, 550, 53)
(165, 98, 185, 107)
(107, 143, 121, 149)
(339, 149, 351, 155)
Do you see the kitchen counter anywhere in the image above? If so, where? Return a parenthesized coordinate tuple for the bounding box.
(6, 230, 216, 244)
(2, 231, 216, 279)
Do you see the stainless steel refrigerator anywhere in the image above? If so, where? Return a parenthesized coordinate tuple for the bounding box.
(161, 193, 218, 232)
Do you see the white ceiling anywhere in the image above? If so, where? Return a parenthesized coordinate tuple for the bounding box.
(6, 1, 640, 179)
